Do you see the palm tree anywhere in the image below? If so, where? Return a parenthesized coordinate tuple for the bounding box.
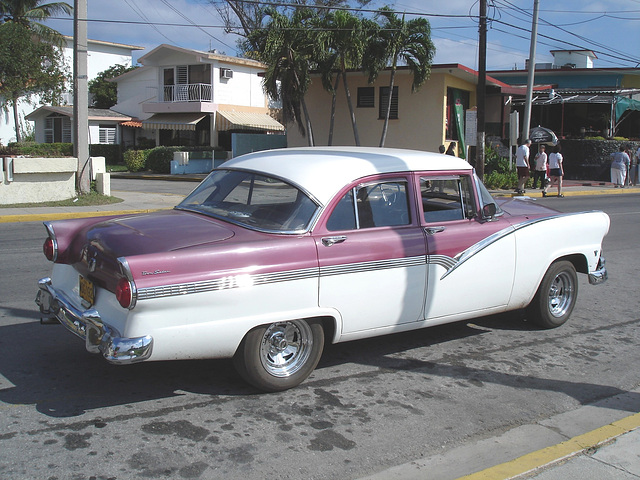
(318, 10, 369, 146)
(0, 0, 72, 46)
(365, 7, 435, 147)
(249, 8, 317, 145)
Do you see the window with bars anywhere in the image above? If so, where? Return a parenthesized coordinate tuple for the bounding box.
(378, 86, 398, 119)
(99, 125, 117, 144)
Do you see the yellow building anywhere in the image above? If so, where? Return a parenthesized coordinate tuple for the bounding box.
(286, 64, 516, 159)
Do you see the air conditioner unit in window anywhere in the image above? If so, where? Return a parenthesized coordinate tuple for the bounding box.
(220, 68, 233, 79)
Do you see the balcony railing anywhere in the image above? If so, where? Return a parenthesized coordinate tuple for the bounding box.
(163, 83, 212, 102)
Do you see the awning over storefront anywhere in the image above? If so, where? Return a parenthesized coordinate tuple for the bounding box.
(615, 96, 640, 122)
(142, 113, 207, 131)
(216, 110, 285, 132)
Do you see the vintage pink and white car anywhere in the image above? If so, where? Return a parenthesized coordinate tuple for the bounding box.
(36, 147, 609, 391)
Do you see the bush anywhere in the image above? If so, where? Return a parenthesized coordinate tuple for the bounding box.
(90, 144, 123, 165)
(483, 170, 518, 190)
(124, 149, 148, 172)
(146, 146, 180, 173)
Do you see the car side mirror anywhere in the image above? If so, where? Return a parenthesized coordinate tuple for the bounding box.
(482, 203, 497, 219)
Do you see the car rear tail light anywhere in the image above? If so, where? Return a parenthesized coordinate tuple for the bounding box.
(116, 277, 133, 309)
(43, 237, 57, 262)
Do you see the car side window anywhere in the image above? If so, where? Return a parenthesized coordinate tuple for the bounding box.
(421, 176, 474, 222)
(327, 180, 411, 231)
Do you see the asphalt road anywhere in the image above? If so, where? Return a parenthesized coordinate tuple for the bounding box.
(0, 192, 638, 480)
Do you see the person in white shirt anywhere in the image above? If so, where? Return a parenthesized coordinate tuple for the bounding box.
(546, 145, 564, 197)
(515, 139, 531, 194)
(532, 144, 548, 190)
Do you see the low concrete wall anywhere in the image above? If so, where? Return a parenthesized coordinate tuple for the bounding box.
(0, 157, 77, 205)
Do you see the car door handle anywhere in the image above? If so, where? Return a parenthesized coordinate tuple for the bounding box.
(424, 226, 446, 235)
(322, 236, 347, 247)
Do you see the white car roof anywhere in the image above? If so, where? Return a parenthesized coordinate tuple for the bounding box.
(221, 147, 473, 205)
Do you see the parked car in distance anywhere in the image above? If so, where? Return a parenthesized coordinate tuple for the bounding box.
(36, 147, 610, 391)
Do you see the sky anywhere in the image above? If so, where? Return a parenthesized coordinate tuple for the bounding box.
(42, 0, 640, 72)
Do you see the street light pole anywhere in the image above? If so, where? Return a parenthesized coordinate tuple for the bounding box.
(476, 0, 487, 180)
(73, 0, 90, 194)
(522, 0, 539, 143)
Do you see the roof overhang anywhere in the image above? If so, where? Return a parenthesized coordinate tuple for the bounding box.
(141, 113, 208, 131)
(216, 111, 285, 132)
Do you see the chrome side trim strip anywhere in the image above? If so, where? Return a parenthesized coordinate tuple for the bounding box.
(320, 256, 425, 277)
(137, 267, 321, 300)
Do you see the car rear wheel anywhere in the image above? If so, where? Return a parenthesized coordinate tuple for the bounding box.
(233, 319, 324, 392)
(528, 260, 578, 329)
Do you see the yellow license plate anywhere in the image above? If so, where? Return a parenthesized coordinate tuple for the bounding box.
(79, 275, 95, 307)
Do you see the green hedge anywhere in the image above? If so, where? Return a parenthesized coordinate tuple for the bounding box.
(89, 144, 123, 165)
(558, 139, 640, 180)
(146, 146, 181, 174)
(6, 142, 74, 157)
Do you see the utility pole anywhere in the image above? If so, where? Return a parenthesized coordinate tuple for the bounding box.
(522, 0, 540, 143)
(476, 0, 487, 179)
(74, 0, 90, 193)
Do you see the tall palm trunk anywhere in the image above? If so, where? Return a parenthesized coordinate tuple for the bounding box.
(341, 61, 360, 146)
(328, 72, 341, 145)
(379, 65, 396, 147)
(301, 97, 315, 146)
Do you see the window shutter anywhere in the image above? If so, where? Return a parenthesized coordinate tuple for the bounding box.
(379, 86, 399, 119)
(62, 118, 72, 143)
(44, 117, 54, 143)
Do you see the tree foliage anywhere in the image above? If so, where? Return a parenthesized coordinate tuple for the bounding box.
(0, 0, 72, 46)
(89, 64, 136, 109)
(248, 8, 318, 143)
(209, 0, 373, 39)
(0, 0, 72, 142)
(0, 21, 69, 141)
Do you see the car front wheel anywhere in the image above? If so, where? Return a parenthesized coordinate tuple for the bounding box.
(529, 260, 578, 329)
(233, 319, 325, 392)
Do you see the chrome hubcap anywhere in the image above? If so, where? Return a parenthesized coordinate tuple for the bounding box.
(548, 271, 574, 317)
(260, 321, 312, 377)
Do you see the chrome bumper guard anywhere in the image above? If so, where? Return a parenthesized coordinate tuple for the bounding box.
(36, 277, 153, 364)
(588, 256, 608, 285)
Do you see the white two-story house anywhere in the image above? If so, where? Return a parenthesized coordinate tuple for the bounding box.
(111, 44, 285, 154)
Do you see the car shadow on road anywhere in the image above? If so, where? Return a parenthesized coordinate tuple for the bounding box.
(0, 311, 636, 418)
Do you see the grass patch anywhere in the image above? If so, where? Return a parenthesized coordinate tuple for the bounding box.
(107, 164, 129, 173)
(0, 191, 123, 208)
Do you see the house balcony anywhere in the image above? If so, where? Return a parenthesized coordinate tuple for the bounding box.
(163, 83, 212, 102)
(144, 83, 217, 114)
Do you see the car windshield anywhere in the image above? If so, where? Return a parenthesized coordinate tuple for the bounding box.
(176, 169, 319, 233)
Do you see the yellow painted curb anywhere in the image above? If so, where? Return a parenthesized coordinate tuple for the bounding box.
(457, 412, 640, 480)
(0, 209, 167, 224)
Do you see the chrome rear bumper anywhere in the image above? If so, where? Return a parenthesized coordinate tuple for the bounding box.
(588, 256, 608, 285)
(36, 277, 153, 364)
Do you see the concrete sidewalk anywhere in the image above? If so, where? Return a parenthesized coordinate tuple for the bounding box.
(362, 388, 640, 480)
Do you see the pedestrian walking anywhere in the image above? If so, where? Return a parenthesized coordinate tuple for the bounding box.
(445, 142, 457, 156)
(515, 139, 531, 194)
(546, 145, 564, 197)
(532, 144, 548, 189)
(610, 146, 630, 188)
